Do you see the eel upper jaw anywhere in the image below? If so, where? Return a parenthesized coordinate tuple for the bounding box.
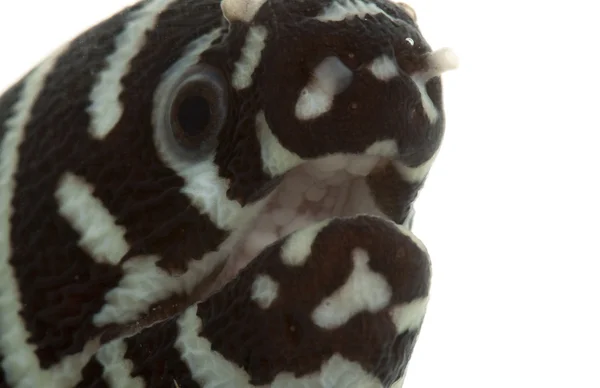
(207, 153, 417, 283)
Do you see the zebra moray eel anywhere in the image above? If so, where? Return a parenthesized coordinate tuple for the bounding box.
(0, 0, 458, 386)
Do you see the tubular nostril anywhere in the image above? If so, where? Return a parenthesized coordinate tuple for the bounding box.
(407, 47, 458, 124)
(422, 47, 459, 80)
(396, 47, 459, 79)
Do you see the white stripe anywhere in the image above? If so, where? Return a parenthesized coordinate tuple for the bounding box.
(96, 339, 146, 388)
(365, 140, 439, 184)
(315, 0, 397, 23)
(364, 140, 399, 159)
(271, 354, 382, 387)
(44, 339, 102, 388)
(0, 45, 67, 388)
(175, 307, 385, 388)
(389, 297, 429, 334)
(368, 55, 399, 81)
(250, 274, 279, 309)
(311, 248, 392, 330)
(92, 253, 223, 326)
(175, 306, 252, 387)
(295, 56, 353, 121)
(232, 26, 268, 90)
(55, 172, 129, 266)
(255, 111, 304, 177)
(393, 149, 440, 183)
(87, 0, 177, 140)
(280, 219, 330, 267)
(410, 73, 439, 123)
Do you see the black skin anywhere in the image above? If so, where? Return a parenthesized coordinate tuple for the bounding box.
(204, 0, 445, 204)
(0, 0, 443, 386)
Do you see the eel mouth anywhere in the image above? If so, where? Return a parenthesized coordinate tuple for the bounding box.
(217, 154, 417, 284)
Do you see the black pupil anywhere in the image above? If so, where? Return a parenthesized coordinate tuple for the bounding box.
(177, 94, 211, 137)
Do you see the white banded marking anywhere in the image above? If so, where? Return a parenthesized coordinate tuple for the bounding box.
(368, 55, 400, 81)
(390, 297, 429, 334)
(93, 252, 223, 326)
(175, 306, 252, 387)
(0, 45, 68, 388)
(221, 0, 267, 23)
(55, 172, 129, 266)
(87, 0, 177, 140)
(410, 74, 439, 123)
(96, 339, 145, 388)
(271, 354, 382, 387)
(280, 219, 330, 267)
(394, 148, 440, 183)
(315, 0, 396, 23)
(364, 140, 399, 158)
(365, 140, 439, 184)
(232, 26, 268, 90)
(312, 248, 391, 330)
(256, 111, 304, 177)
(176, 308, 385, 387)
(410, 48, 459, 123)
(295, 56, 353, 121)
(0, 338, 100, 388)
(251, 274, 279, 309)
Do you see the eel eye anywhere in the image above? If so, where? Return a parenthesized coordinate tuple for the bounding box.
(167, 64, 228, 151)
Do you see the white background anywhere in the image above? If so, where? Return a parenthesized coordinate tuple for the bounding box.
(1, 1, 599, 387)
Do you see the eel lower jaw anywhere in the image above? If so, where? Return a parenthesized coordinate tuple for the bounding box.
(211, 154, 413, 287)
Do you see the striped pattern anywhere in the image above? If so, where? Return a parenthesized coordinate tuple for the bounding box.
(368, 55, 400, 81)
(55, 173, 129, 266)
(0, 0, 450, 386)
(1, 0, 230, 383)
(232, 26, 268, 90)
(95, 340, 145, 388)
(294, 56, 354, 120)
(88, 0, 178, 140)
(0, 45, 69, 388)
(70, 216, 431, 387)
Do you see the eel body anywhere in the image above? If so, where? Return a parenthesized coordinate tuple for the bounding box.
(0, 0, 457, 386)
